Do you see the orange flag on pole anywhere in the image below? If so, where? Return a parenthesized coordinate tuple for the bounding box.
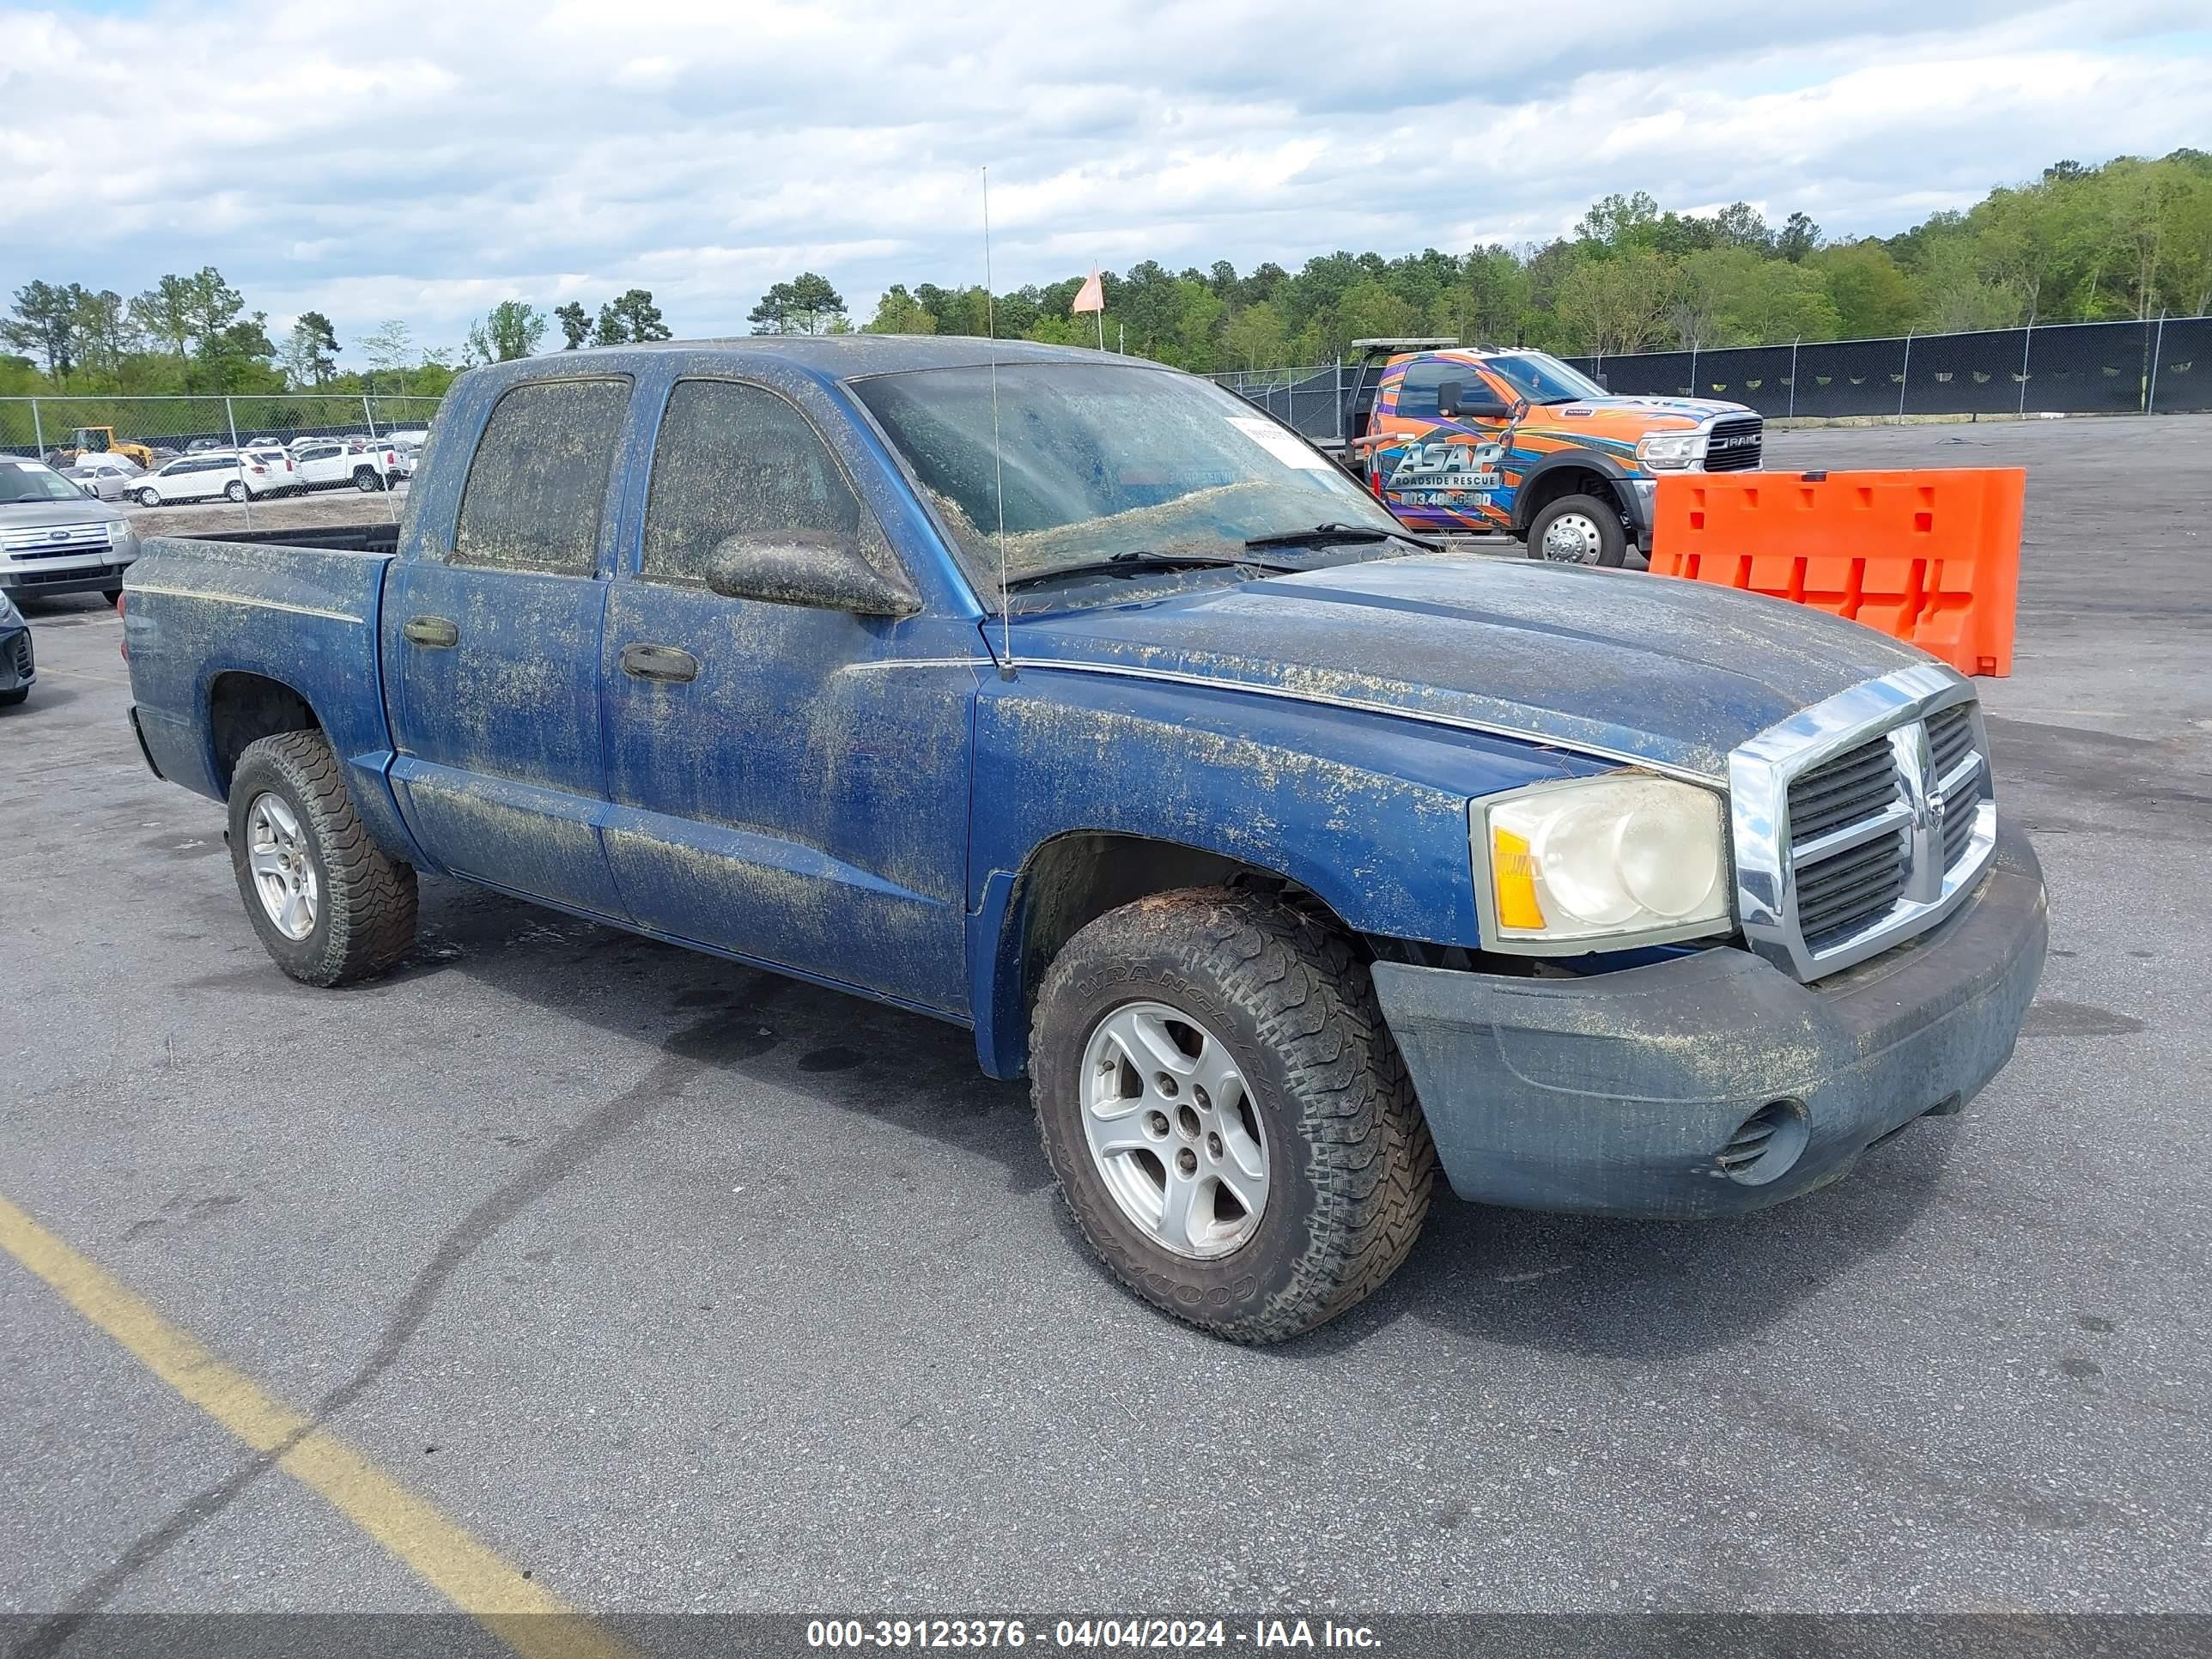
(1071, 269, 1104, 313)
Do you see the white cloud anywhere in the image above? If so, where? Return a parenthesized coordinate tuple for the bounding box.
(0, 0, 2204, 351)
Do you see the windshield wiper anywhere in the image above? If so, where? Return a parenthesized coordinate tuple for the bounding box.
(1243, 521, 1441, 552)
(1004, 550, 1299, 591)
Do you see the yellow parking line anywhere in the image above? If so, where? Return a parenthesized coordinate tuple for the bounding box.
(0, 1194, 637, 1659)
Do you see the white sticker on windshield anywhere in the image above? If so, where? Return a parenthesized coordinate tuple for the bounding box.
(1228, 416, 1329, 471)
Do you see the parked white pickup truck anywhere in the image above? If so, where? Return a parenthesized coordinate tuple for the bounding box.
(289, 439, 400, 493)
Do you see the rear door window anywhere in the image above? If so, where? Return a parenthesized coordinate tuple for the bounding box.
(453, 378, 631, 575)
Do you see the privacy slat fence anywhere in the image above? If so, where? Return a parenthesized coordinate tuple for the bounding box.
(1212, 317, 2211, 442)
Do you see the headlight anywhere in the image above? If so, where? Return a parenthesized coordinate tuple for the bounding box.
(1474, 775, 1731, 950)
(1635, 431, 1704, 470)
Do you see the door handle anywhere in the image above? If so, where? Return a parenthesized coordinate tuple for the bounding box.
(403, 616, 459, 649)
(620, 642, 699, 684)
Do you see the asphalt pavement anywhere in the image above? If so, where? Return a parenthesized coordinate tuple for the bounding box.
(1, 415, 2207, 1637)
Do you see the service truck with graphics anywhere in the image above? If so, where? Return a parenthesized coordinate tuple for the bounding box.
(1332, 338, 1765, 565)
(122, 338, 2045, 1341)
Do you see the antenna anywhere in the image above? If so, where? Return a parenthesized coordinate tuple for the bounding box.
(983, 166, 1014, 679)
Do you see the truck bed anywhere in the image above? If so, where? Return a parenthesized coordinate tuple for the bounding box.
(123, 527, 416, 862)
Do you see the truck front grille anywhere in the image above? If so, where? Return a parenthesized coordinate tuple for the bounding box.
(1702, 416, 1764, 471)
(1730, 665, 1999, 981)
(1788, 738, 1909, 951)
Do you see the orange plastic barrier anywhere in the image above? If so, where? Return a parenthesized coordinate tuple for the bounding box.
(1649, 468, 2025, 678)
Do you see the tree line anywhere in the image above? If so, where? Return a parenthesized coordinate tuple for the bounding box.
(758, 150, 2209, 369)
(0, 276, 674, 401)
(7, 149, 2205, 402)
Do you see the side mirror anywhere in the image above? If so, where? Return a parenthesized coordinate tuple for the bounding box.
(702, 530, 922, 617)
(1594, 373, 1610, 392)
(1438, 380, 1509, 420)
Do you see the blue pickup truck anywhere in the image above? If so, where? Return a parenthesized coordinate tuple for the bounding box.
(123, 338, 2047, 1341)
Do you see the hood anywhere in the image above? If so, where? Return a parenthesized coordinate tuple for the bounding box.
(0, 496, 130, 530)
(1548, 396, 1751, 428)
(1008, 556, 1929, 781)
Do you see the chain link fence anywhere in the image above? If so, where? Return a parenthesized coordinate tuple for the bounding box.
(1209, 365, 1352, 443)
(0, 392, 445, 462)
(1, 392, 445, 542)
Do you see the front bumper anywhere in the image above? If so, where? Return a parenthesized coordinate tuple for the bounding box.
(0, 555, 136, 597)
(1371, 820, 2046, 1218)
(1624, 477, 1657, 548)
(1, 622, 33, 693)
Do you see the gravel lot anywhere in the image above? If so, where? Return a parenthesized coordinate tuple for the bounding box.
(2, 416, 2208, 1636)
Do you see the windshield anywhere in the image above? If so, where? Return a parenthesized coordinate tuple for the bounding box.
(0, 461, 91, 504)
(853, 363, 1401, 593)
(1481, 352, 1608, 405)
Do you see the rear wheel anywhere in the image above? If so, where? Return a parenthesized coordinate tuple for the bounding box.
(228, 730, 418, 986)
(353, 467, 381, 492)
(1526, 493, 1627, 567)
(135, 488, 160, 507)
(1031, 887, 1436, 1343)
(223, 480, 246, 502)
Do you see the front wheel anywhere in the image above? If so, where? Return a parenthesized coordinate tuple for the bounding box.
(228, 730, 419, 986)
(101, 586, 123, 606)
(1526, 493, 1627, 567)
(1031, 888, 1436, 1343)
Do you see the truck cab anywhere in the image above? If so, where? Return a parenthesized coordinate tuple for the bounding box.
(1344, 339, 1765, 565)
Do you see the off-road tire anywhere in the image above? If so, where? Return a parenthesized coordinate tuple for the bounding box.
(228, 730, 417, 987)
(1525, 492, 1628, 567)
(1031, 887, 1436, 1343)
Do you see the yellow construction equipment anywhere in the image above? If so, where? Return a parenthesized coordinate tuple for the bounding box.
(64, 427, 157, 470)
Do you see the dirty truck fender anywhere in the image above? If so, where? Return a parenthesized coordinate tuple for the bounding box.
(122, 537, 424, 865)
(962, 665, 1610, 1078)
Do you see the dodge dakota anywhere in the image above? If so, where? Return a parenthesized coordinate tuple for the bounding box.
(122, 339, 2047, 1341)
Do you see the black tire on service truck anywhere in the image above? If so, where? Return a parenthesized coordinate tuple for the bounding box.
(1526, 492, 1628, 567)
(1030, 887, 1436, 1343)
(227, 730, 418, 987)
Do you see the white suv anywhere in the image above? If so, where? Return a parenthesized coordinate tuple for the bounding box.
(132, 452, 285, 505)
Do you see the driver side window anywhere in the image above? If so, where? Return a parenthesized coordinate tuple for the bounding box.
(1395, 359, 1453, 420)
(641, 380, 866, 585)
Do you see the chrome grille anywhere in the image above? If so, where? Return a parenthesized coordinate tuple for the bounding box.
(1787, 736, 1900, 842)
(1787, 737, 1909, 951)
(3, 522, 112, 554)
(1702, 416, 1764, 471)
(1730, 665, 1999, 981)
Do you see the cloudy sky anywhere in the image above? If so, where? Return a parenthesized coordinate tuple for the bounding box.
(3, 0, 2207, 356)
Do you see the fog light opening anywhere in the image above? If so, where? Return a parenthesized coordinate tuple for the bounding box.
(1718, 1098, 1809, 1187)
